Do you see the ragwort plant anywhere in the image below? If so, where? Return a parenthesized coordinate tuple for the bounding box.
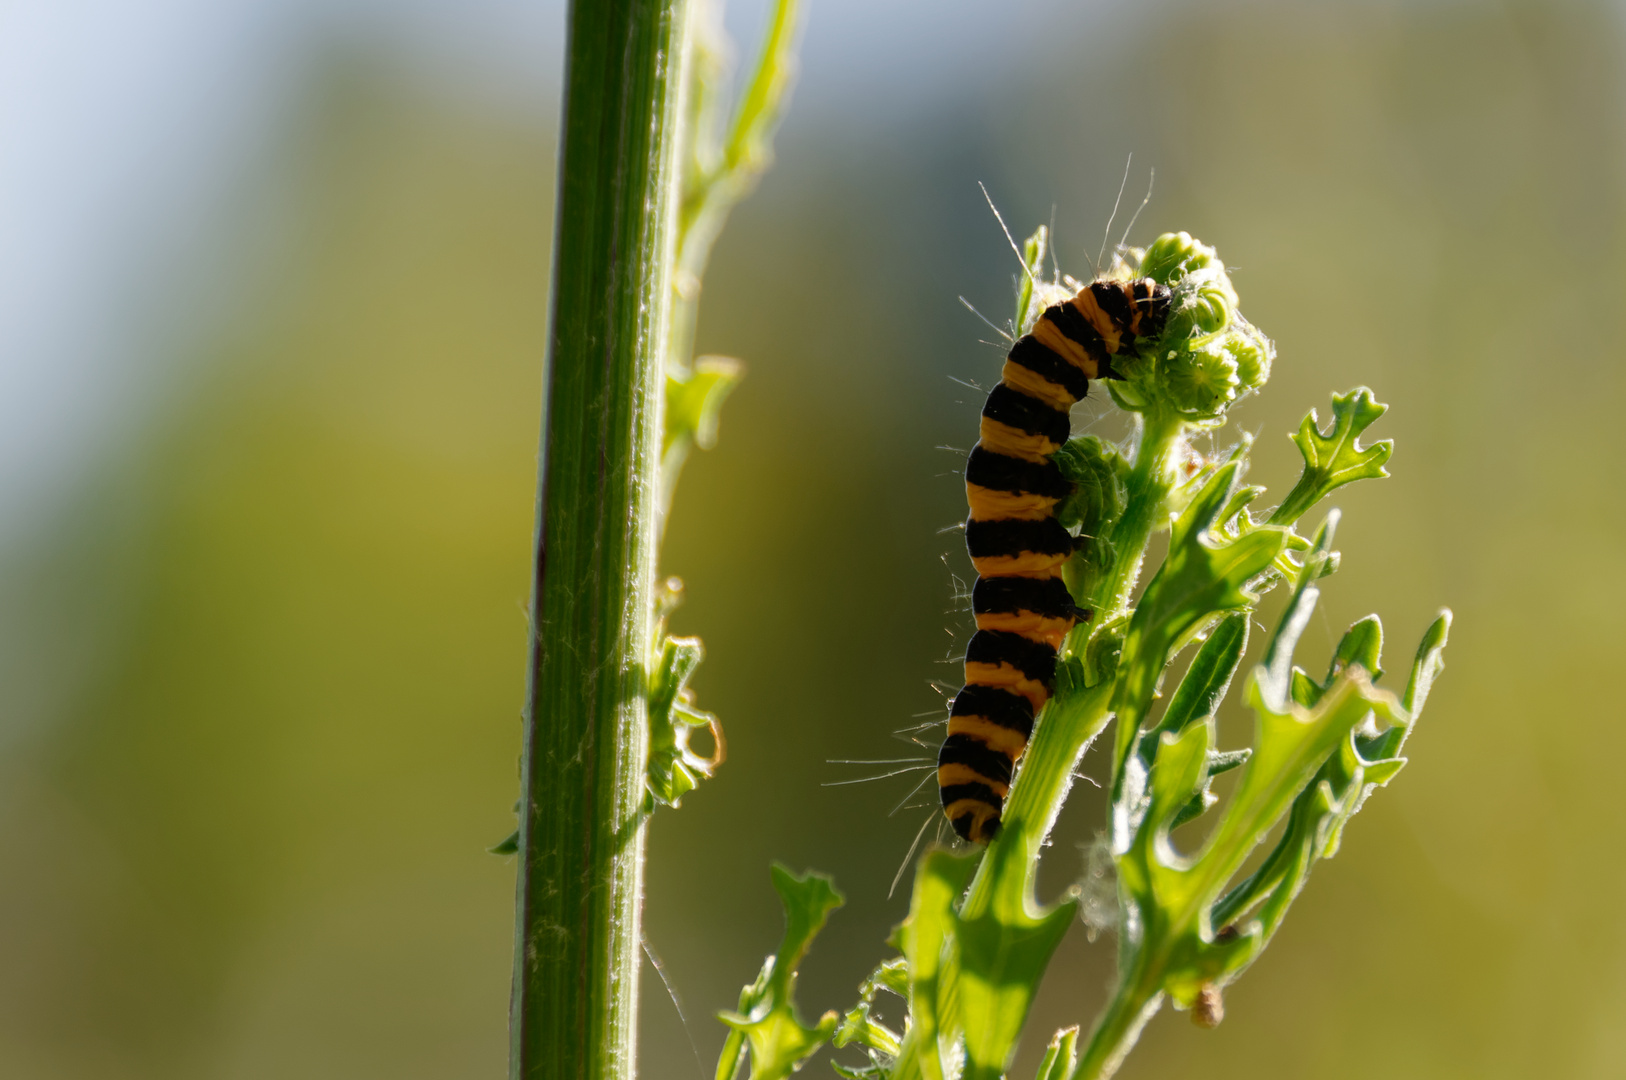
(516, 1, 1447, 1077)
(712, 230, 1450, 1080)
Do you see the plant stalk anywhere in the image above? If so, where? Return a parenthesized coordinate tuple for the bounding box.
(1093, 409, 1186, 621)
(511, 1, 693, 1077)
(959, 679, 1115, 924)
(1075, 969, 1162, 1080)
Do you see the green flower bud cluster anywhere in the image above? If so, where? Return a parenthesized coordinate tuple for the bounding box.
(1112, 232, 1274, 421)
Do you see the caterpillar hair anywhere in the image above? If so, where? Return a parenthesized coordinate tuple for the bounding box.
(939, 277, 1170, 843)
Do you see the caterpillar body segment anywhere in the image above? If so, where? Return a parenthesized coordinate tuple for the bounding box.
(939, 278, 1171, 843)
(971, 575, 1082, 648)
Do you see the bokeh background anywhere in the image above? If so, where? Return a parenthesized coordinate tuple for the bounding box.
(2, 0, 1622, 1076)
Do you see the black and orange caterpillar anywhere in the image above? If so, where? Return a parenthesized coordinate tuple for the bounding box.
(938, 277, 1171, 843)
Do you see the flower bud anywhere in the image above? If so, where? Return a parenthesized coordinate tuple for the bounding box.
(1140, 231, 1220, 285)
(1162, 338, 1241, 416)
(1227, 320, 1274, 395)
(1119, 233, 1274, 419)
(1165, 272, 1238, 338)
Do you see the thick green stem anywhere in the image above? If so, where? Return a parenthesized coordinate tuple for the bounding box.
(1092, 410, 1187, 623)
(511, 2, 692, 1078)
(1102, 410, 1191, 795)
(1075, 969, 1162, 1080)
(960, 680, 1115, 924)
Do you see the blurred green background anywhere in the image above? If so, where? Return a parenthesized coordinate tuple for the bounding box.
(1, 0, 1622, 1077)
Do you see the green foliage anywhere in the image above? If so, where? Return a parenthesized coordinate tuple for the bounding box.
(645, 632, 724, 810)
(889, 849, 977, 1080)
(1147, 612, 1249, 748)
(1055, 435, 1128, 611)
(678, 0, 803, 277)
(650, 0, 806, 815)
(663, 356, 744, 520)
(718, 866, 846, 1080)
(954, 870, 1076, 1080)
(1110, 527, 1441, 1028)
(1014, 224, 1049, 333)
(1139, 613, 1251, 829)
(1108, 462, 1291, 789)
(831, 959, 908, 1079)
(666, 358, 742, 456)
(717, 231, 1450, 1080)
(665, 0, 805, 508)
(488, 823, 520, 857)
(1030, 1028, 1080, 1080)
(1213, 608, 1451, 932)
(1269, 387, 1393, 526)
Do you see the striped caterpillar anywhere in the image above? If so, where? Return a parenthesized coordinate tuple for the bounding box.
(938, 277, 1171, 843)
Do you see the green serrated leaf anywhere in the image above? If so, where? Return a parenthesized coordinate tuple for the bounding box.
(1118, 667, 1407, 1019)
(677, 0, 803, 284)
(1270, 388, 1393, 526)
(1170, 788, 1220, 830)
(1164, 747, 1253, 831)
(1146, 720, 1214, 844)
(647, 635, 725, 811)
(1215, 484, 1264, 538)
(667, 357, 743, 457)
(889, 850, 979, 1080)
(1114, 545, 1428, 1024)
(1287, 668, 1320, 709)
(1111, 462, 1292, 787)
(1209, 660, 1416, 938)
(832, 959, 907, 1064)
(1146, 613, 1250, 755)
(1169, 749, 1254, 830)
(717, 866, 845, 1080)
(1207, 748, 1252, 776)
(1141, 615, 1252, 830)
(1403, 610, 1452, 717)
(488, 830, 519, 856)
(1328, 615, 1384, 686)
(1054, 436, 1128, 535)
(1257, 512, 1338, 712)
(1031, 1027, 1080, 1080)
(830, 1061, 888, 1080)
(1015, 226, 1048, 333)
(869, 956, 910, 1000)
(957, 888, 1075, 1080)
(1353, 725, 1402, 763)
(1362, 758, 1406, 786)
(832, 1003, 900, 1059)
